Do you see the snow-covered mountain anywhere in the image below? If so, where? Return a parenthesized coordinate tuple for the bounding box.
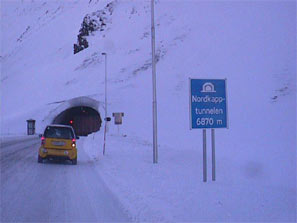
(1, 0, 296, 221)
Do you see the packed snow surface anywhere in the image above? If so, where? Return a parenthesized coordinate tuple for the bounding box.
(1, 136, 131, 222)
(1, 0, 296, 222)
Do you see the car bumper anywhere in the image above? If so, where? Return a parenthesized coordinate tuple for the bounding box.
(39, 147, 77, 160)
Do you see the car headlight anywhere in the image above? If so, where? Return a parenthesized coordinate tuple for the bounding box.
(64, 151, 69, 155)
(42, 148, 48, 153)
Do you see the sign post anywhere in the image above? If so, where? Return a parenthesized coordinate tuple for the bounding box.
(190, 78, 228, 182)
(211, 128, 215, 181)
(203, 129, 207, 182)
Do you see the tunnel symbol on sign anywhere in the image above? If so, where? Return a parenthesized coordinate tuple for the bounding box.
(201, 82, 216, 93)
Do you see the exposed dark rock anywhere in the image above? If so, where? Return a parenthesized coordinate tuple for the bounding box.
(17, 26, 31, 42)
(73, 1, 116, 54)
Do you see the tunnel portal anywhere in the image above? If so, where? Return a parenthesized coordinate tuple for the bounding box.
(52, 106, 102, 136)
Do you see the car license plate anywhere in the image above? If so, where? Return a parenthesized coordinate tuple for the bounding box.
(52, 141, 65, 146)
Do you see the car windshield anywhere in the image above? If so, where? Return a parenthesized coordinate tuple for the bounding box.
(44, 126, 74, 139)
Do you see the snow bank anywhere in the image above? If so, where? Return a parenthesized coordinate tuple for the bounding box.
(82, 130, 295, 222)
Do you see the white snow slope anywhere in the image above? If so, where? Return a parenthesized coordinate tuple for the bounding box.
(1, 0, 296, 222)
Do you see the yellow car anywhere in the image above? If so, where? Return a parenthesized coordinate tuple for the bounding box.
(38, 124, 79, 165)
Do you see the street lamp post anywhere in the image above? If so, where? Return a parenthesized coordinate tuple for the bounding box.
(151, 0, 158, 164)
(102, 52, 108, 155)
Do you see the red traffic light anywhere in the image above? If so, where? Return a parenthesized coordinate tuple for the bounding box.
(70, 120, 73, 124)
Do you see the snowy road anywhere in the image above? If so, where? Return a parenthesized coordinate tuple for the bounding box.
(0, 136, 130, 222)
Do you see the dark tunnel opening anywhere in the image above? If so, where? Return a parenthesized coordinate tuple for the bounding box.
(52, 106, 102, 136)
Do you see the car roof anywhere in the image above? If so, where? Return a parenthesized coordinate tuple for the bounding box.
(46, 124, 74, 129)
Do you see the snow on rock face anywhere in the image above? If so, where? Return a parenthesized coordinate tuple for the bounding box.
(74, 1, 116, 54)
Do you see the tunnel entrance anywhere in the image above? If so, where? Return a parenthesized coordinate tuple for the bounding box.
(52, 106, 102, 136)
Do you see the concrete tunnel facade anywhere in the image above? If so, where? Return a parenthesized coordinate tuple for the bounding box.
(50, 97, 102, 136)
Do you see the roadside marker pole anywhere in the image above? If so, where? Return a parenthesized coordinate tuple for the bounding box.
(102, 52, 107, 156)
(211, 129, 216, 181)
(103, 123, 107, 155)
(203, 129, 207, 182)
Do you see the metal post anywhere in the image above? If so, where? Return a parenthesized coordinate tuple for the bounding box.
(203, 129, 207, 182)
(102, 52, 107, 155)
(151, 0, 158, 164)
(211, 129, 216, 181)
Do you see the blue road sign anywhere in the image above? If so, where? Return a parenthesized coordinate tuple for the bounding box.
(190, 79, 228, 129)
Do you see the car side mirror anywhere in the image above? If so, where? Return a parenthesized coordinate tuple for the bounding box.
(76, 136, 80, 140)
